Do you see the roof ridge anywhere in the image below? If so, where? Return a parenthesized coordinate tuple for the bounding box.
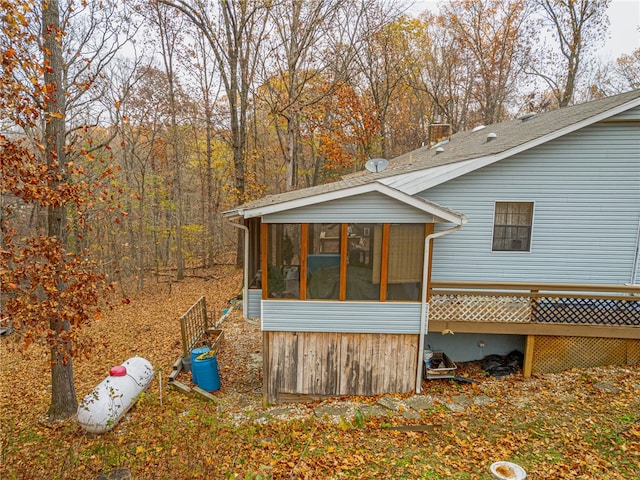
(225, 89, 640, 215)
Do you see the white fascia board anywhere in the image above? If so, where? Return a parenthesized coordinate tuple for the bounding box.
(373, 183, 466, 224)
(382, 98, 640, 195)
(381, 158, 479, 195)
(222, 209, 241, 220)
(243, 182, 466, 225)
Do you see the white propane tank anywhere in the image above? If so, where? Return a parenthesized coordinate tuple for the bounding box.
(77, 356, 154, 433)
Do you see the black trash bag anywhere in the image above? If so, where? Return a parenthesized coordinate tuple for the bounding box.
(505, 350, 524, 368)
(482, 354, 505, 372)
(482, 351, 523, 377)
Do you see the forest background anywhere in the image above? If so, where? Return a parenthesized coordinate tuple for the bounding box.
(1, 0, 639, 421)
(2, 0, 639, 288)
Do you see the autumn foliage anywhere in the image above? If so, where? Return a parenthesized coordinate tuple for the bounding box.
(2, 271, 639, 479)
(0, 130, 111, 364)
(315, 82, 381, 175)
(0, 0, 121, 421)
(0, 234, 108, 360)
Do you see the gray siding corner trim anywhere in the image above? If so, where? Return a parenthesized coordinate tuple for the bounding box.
(261, 300, 425, 334)
(248, 289, 262, 318)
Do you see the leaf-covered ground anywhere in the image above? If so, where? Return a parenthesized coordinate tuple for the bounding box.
(1, 266, 639, 479)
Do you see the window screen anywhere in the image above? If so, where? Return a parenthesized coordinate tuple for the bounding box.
(492, 202, 533, 252)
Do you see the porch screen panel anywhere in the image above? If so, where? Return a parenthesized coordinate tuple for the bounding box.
(307, 223, 341, 299)
(372, 224, 425, 283)
(371, 224, 425, 301)
(388, 224, 425, 283)
(345, 223, 380, 300)
(266, 224, 301, 299)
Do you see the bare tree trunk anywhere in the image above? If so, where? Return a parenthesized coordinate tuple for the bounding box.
(205, 107, 215, 268)
(137, 190, 145, 291)
(200, 44, 228, 266)
(199, 38, 216, 268)
(155, 3, 184, 280)
(286, 114, 298, 189)
(534, 0, 610, 107)
(42, 0, 78, 421)
(267, 0, 363, 189)
(158, 1, 272, 267)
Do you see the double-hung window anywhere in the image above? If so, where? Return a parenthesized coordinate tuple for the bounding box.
(492, 201, 534, 252)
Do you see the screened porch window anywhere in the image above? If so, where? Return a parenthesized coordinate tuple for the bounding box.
(266, 224, 301, 298)
(264, 222, 430, 302)
(307, 223, 341, 299)
(345, 223, 380, 300)
(492, 202, 533, 252)
(372, 224, 424, 301)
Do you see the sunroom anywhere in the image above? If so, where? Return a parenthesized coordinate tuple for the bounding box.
(224, 182, 467, 403)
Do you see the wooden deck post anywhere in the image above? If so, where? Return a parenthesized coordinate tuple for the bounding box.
(523, 335, 535, 377)
(261, 223, 269, 300)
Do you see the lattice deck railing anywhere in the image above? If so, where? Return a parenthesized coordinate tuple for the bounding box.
(429, 281, 640, 327)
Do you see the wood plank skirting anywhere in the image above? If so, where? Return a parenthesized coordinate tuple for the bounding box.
(263, 331, 418, 403)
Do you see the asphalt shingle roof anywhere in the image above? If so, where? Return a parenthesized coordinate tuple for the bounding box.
(227, 89, 640, 215)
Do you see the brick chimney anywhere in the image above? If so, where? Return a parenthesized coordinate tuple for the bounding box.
(428, 123, 451, 147)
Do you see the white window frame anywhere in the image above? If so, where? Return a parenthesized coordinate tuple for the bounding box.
(491, 201, 535, 253)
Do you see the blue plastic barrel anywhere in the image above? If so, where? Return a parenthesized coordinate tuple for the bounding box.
(190, 347, 211, 384)
(192, 354, 221, 392)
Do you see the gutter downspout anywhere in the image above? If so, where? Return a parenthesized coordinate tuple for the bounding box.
(225, 213, 249, 321)
(416, 223, 463, 394)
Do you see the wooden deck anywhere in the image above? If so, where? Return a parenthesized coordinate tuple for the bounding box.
(428, 281, 640, 376)
(428, 281, 640, 339)
(260, 281, 639, 401)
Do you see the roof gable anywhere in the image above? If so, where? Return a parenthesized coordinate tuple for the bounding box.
(232, 182, 466, 225)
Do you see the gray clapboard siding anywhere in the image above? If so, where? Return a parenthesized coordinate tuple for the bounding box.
(608, 105, 640, 121)
(263, 191, 433, 223)
(425, 121, 640, 285)
(264, 331, 417, 401)
(247, 289, 261, 318)
(262, 300, 424, 334)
